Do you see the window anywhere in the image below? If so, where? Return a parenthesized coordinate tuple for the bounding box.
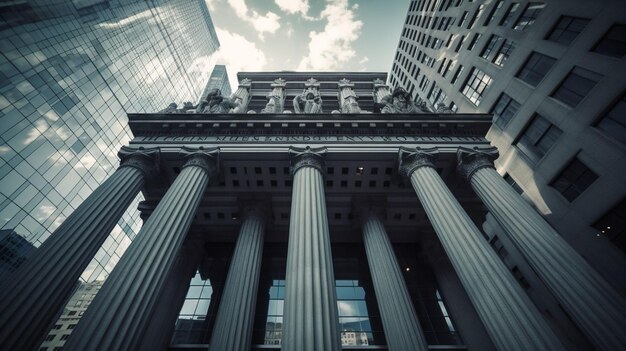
(451, 65, 464, 85)
(484, 0, 504, 26)
(500, 2, 520, 26)
(491, 93, 521, 129)
(493, 39, 515, 67)
(596, 93, 626, 144)
(592, 24, 626, 58)
(513, 2, 545, 31)
(592, 199, 626, 254)
(516, 114, 562, 162)
(516, 52, 556, 86)
(45, 334, 55, 341)
(467, 4, 485, 29)
(458, 11, 468, 27)
(455, 35, 466, 52)
(61, 335, 69, 340)
(461, 67, 492, 106)
(467, 33, 482, 50)
(551, 157, 598, 202)
(551, 67, 602, 107)
(546, 16, 590, 45)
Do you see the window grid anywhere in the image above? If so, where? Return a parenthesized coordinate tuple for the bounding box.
(546, 16, 590, 45)
(491, 93, 521, 129)
(551, 67, 602, 107)
(516, 114, 563, 163)
(461, 67, 492, 106)
(551, 157, 599, 202)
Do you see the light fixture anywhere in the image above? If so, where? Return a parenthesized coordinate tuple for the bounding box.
(356, 167, 364, 175)
(405, 267, 410, 272)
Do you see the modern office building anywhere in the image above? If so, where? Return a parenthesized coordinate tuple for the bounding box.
(390, 0, 626, 346)
(199, 65, 232, 103)
(0, 0, 219, 286)
(2, 72, 624, 351)
(0, 228, 35, 278)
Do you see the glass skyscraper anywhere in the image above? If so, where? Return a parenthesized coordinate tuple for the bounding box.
(199, 64, 232, 103)
(0, 0, 220, 285)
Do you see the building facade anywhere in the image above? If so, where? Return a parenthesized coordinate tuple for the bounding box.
(199, 65, 232, 103)
(1, 72, 624, 351)
(390, 0, 626, 345)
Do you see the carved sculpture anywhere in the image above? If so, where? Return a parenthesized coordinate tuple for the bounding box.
(159, 102, 178, 113)
(261, 95, 281, 114)
(202, 88, 239, 114)
(381, 87, 422, 114)
(338, 78, 361, 113)
(435, 102, 454, 114)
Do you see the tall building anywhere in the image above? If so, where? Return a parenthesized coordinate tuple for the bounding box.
(0, 229, 35, 278)
(390, 1, 626, 344)
(199, 65, 232, 103)
(3, 71, 624, 350)
(0, 0, 219, 284)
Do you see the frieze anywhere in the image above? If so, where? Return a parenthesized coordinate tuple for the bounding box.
(134, 135, 486, 144)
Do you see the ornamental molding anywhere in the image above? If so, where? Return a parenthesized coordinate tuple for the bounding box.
(456, 146, 498, 180)
(180, 146, 220, 179)
(398, 146, 439, 178)
(289, 145, 327, 175)
(118, 146, 160, 178)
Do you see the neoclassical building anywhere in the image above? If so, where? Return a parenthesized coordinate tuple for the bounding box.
(1, 72, 624, 351)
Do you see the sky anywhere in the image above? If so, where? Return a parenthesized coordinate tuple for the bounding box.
(204, 0, 410, 89)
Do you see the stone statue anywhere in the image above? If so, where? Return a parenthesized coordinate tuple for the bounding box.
(201, 88, 239, 114)
(435, 102, 454, 114)
(261, 95, 281, 114)
(159, 102, 178, 113)
(293, 88, 323, 113)
(381, 87, 422, 114)
(338, 78, 361, 113)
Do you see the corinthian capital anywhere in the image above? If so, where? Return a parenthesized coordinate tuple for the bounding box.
(456, 146, 498, 180)
(289, 146, 327, 175)
(118, 146, 160, 178)
(180, 146, 219, 179)
(398, 147, 438, 178)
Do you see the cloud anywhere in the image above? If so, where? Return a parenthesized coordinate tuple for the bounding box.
(215, 28, 268, 89)
(297, 0, 363, 71)
(228, 0, 281, 39)
(275, 0, 313, 19)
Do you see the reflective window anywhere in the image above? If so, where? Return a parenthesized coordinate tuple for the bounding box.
(592, 24, 626, 58)
(551, 157, 598, 202)
(499, 2, 520, 26)
(516, 52, 556, 86)
(516, 114, 563, 163)
(484, 0, 504, 26)
(461, 67, 492, 106)
(171, 271, 215, 344)
(546, 16, 590, 45)
(491, 93, 521, 129)
(513, 2, 545, 31)
(596, 93, 626, 144)
(551, 67, 602, 107)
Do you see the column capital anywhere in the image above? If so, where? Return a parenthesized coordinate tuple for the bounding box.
(271, 77, 286, 88)
(398, 147, 438, 178)
(456, 146, 499, 180)
(118, 146, 160, 178)
(180, 146, 219, 179)
(289, 146, 327, 175)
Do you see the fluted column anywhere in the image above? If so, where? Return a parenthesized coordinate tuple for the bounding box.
(458, 146, 626, 351)
(64, 147, 218, 351)
(209, 208, 266, 351)
(282, 146, 341, 351)
(231, 78, 251, 113)
(361, 212, 429, 351)
(0, 146, 159, 351)
(399, 147, 565, 351)
(338, 78, 361, 113)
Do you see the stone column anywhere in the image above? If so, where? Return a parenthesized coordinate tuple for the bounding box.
(398, 147, 565, 351)
(0, 146, 159, 351)
(281, 146, 341, 351)
(209, 208, 266, 351)
(361, 212, 429, 351)
(457, 146, 626, 351)
(372, 78, 391, 105)
(270, 77, 287, 112)
(231, 78, 252, 113)
(338, 78, 361, 113)
(64, 147, 218, 351)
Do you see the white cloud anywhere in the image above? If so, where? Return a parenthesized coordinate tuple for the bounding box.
(297, 0, 363, 71)
(229, 0, 281, 39)
(215, 28, 268, 89)
(205, 0, 220, 12)
(358, 56, 369, 65)
(275, 0, 313, 19)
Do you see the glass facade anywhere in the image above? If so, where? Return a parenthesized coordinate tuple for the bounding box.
(199, 64, 232, 103)
(0, 0, 219, 287)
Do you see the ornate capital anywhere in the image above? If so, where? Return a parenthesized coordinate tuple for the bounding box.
(289, 146, 326, 175)
(180, 146, 219, 179)
(238, 78, 252, 88)
(305, 77, 320, 88)
(456, 146, 498, 180)
(271, 77, 286, 88)
(398, 147, 438, 178)
(118, 146, 160, 178)
(338, 78, 354, 88)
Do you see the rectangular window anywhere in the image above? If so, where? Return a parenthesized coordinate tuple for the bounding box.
(455, 35, 466, 52)
(513, 2, 545, 31)
(592, 24, 626, 58)
(461, 67, 492, 106)
(451, 65, 464, 84)
(458, 11, 468, 27)
(551, 66, 602, 107)
(516, 114, 562, 162)
(493, 39, 515, 67)
(484, 0, 504, 26)
(491, 93, 521, 129)
(467, 33, 482, 50)
(551, 157, 598, 202)
(516, 52, 556, 86)
(467, 4, 485, 29)
(592, 199, 626, 254)
(500, 2, 520, 26)
(480, 35, 504, 61)
(596, 93, 626, 144)
(546, 16, 590, 45)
